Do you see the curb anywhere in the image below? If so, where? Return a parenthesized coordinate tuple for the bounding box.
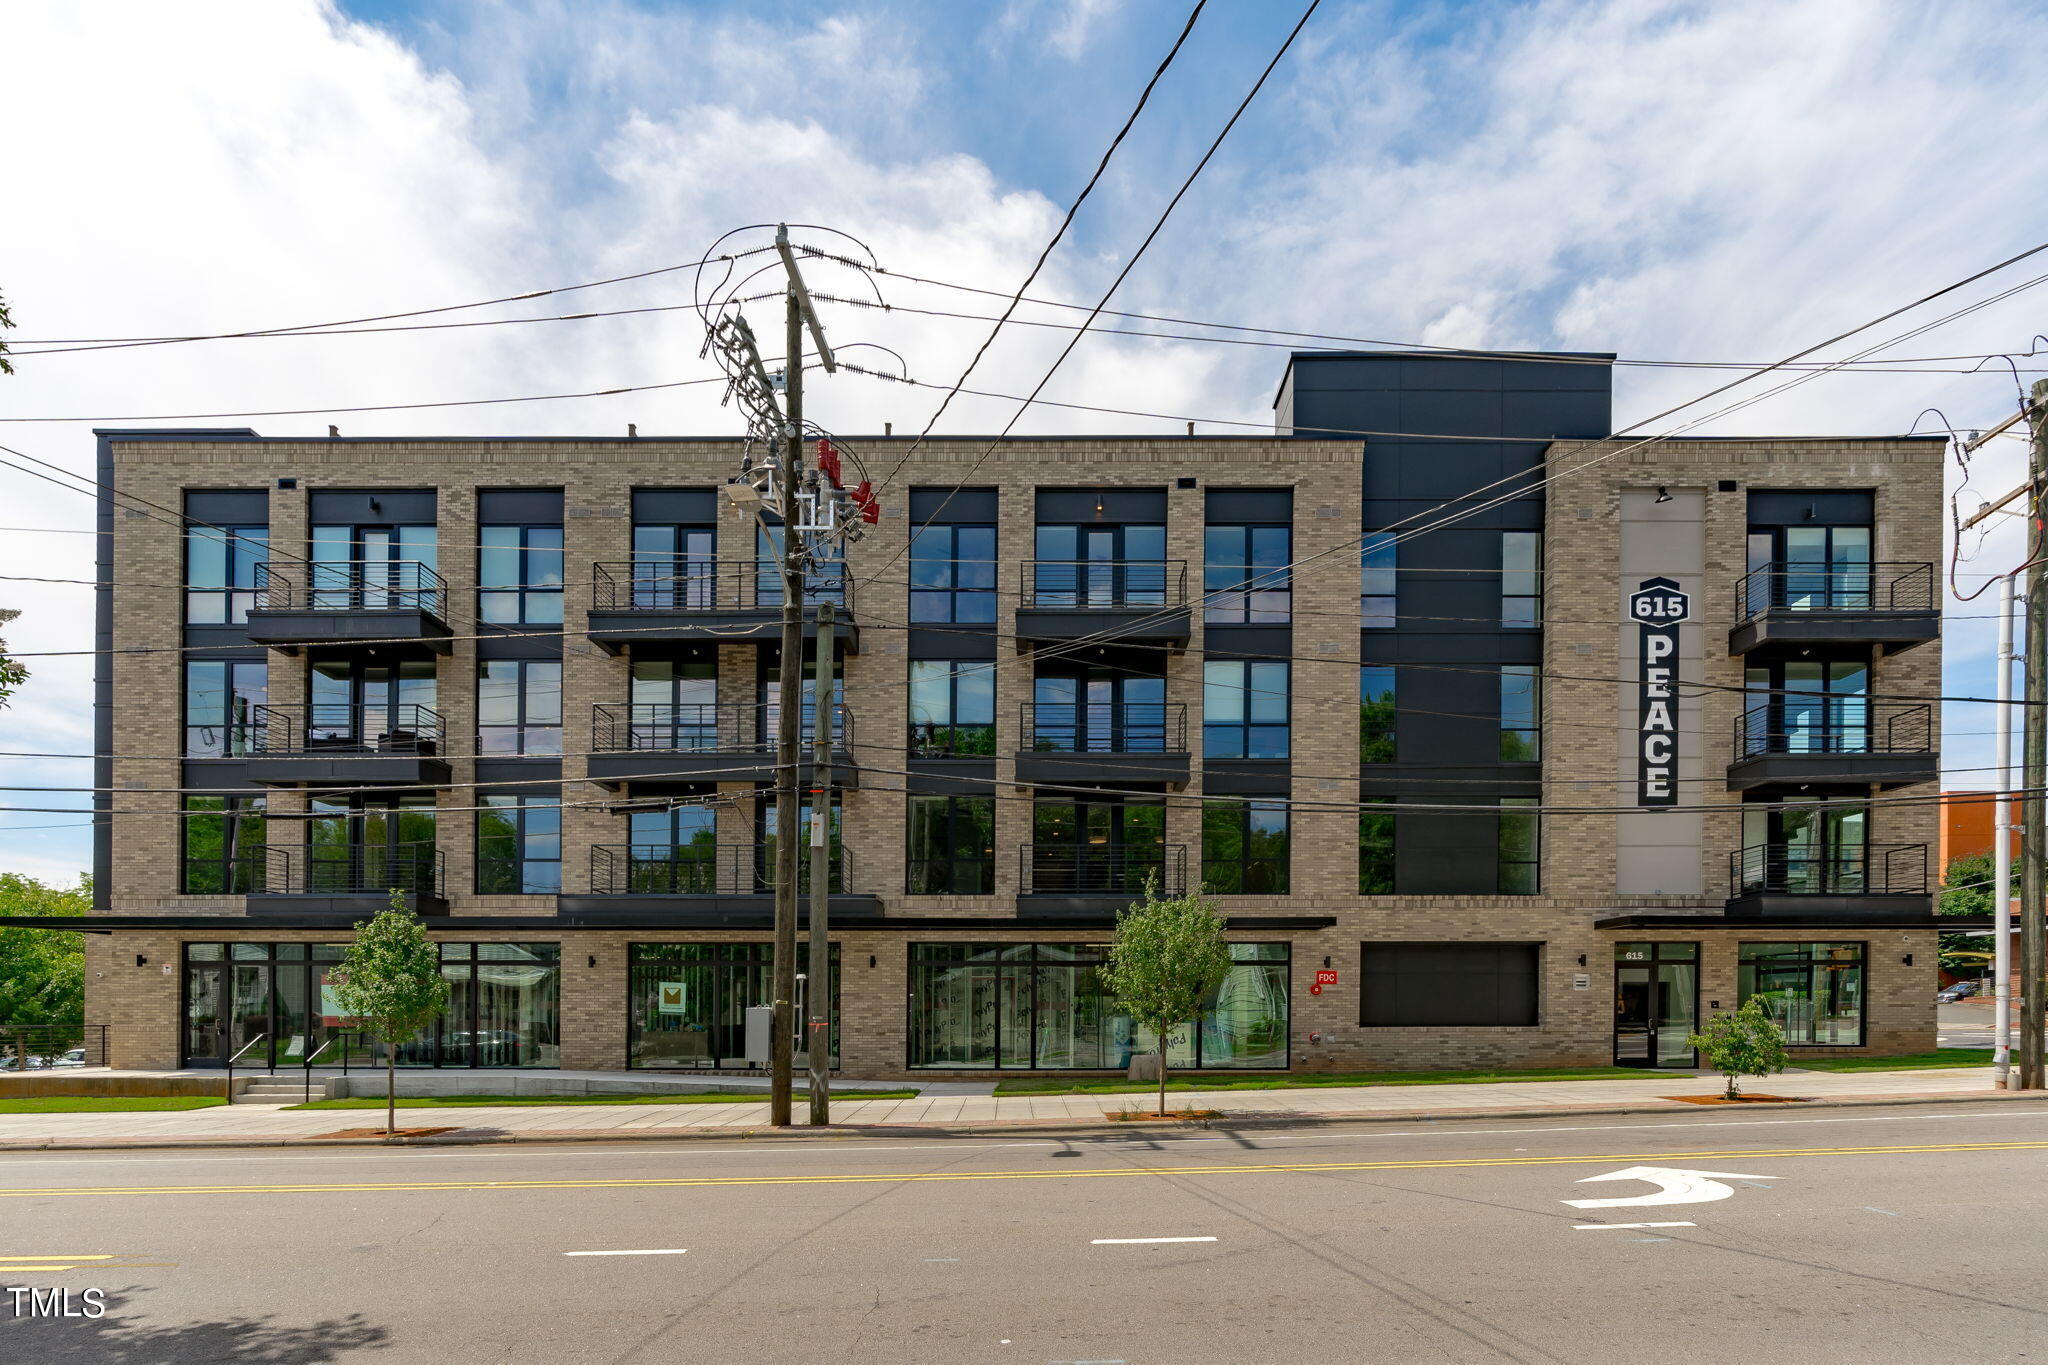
(3, 1089, 2042, 1154)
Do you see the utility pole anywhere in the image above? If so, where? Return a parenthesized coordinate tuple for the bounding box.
(1996, 573, 2017, 1087)
(2024, 376, 2048, 1091)
(808, 601, 837, 1126)
(768, 280, 805, 1127)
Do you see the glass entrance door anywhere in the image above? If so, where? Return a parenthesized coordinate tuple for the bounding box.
(1613, 942, 1699, 1068)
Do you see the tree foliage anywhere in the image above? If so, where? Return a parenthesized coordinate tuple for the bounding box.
(1101, 882, 1235, 1114)
(1688, 997, 1789, 1100)
(0, 288, 13, 376)
(0, 606, 26, 710)
(1937, 851, 2008, 973)
(326, 891, 447, 1133)
(0, 873, 87, 1037)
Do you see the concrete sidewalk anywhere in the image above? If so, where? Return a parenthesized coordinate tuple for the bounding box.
(0, 1066, 2035, 1150)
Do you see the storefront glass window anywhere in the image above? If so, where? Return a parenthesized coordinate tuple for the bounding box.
(1738, 941, 1865, 1046)
(628, 943, 839, 1069)
(907, 942, 1290, 1070)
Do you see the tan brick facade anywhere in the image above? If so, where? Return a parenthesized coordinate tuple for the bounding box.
(86, 429, 1943, 1075)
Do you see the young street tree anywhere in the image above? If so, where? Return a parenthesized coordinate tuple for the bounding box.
(1102, 882, 1235, 1116)
(1688, 997, 1789, 1100)
(326, 891, 447, 1136)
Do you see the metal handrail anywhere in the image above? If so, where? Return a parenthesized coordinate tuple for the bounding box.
(254, 560, 448, 615)
(1019, 843, 1186, 895)
(225, 1029, 269, 1097)
(300, 1029, 371, 1104)
(907, 716, 997, 757)
(1728, 842, 1927, 896)
(1731, 702, 1933, 759)
(591, 700, 852, 754)
(589, 843, 848, 895)
(590, 558, 853, 613)
(246, 702, 445, 756)
(1733, 560, 1934, 620)
(1022, 700, 1185, 753)
(1023, 559, 1187, 610)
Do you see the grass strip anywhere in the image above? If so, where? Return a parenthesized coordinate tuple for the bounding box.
(286, 1089, 916, 1110)
(1793, 1049, 1993, 1072)
(992, 1066, 1647, 1096)
(0, 1096, 230, 1114)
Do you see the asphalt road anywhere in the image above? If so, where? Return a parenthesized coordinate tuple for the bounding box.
(1, 1102, 2045, 1364)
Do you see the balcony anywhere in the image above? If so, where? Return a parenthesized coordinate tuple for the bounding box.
(237, 704, 451, 787)
(585, 702, 856, 789)
(585, 561, 859, 654)
(557, 844, 879, 924)
(1729, 562, 1937, 655)
(1017, 843, 1187, 915)
(1727, 704, 1936, 792)
(1015, 701, 1189, 786)
(1014, 560, 1190, 647)
(1725, 843, 1930, 920)
(244, 562, 453, 653)
(244, 843, 446, 916)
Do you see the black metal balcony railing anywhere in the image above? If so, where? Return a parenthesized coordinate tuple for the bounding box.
(1733, 561, 1934, 620)
(239, 703, 446, 756)
(591, 560, 852, 613)
(1732, 703, 1932, 759)
(588, 843, 847, 895)
(256, 843, 445, 898)
(254, 560, 448, 615)
(1019, 843, 1187, 896)
(591, 701, 850, 754)
(1729, 843, 1927, 897)
(1022, 560, 1187, 610)
(1023, 701, 1185, 753)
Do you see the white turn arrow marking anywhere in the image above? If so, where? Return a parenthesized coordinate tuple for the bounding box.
(1561, 1166, 1782, 1209)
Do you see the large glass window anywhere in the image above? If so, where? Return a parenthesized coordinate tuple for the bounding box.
(1500, 665, 1541, 761)
(1205, 524, 1291, 623)
(478, 660, 562, 755)
(631, 523, 715, 609)
(185, 525, 267, 624)
(909, 659, 996, 755)
(908, 942, 1289, 1070)
(1033, 523, 1166, 607)
(910, 524, 997, 623)
(758, 796, 843, 892)
(1751, 524, 1873, 612)
(907, 796, 996, 894)
(1361, 532, 1396, 629)
(1739, 941, 1866, 1046)
(629, 653, 718, 750)
(1498, 798, 1539, 894)
(477, 794, 561, 894)
(180, 941, 557, 1069)
(311, 523, 438, 610)
(181, 795, 266, 894)
(1358, 800, 1395, 893)
(1032, 667, 1167, 752)
(1502, 531, 1543, 628)
(1360, 665, 1396, 764)
(625, 803, 719, 893)
(628, 943, 837, 1069)
(184, 659, 267, 757)
(1740, 800, 1868, 894)
(479, 525, 565, 624)
(1030, 798, 1164, 894)
(309, 657, 436, 749)
(306, 794, 437, 895)
(1743, 660, 1870, 755)
(1203, 659, 1289, 758)
(756, 525, 844, 606)
(1201, 801, 1289, 894)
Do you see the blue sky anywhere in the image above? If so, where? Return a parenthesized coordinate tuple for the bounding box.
(2, 0, 2046, 882)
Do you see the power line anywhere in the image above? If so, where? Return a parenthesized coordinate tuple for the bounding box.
(873, 0, 1209, 494)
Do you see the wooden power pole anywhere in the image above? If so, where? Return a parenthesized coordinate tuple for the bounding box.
(2023, 377, 2048, 1090)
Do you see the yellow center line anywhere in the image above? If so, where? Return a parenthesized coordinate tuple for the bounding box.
(0, 1256, 116, 1261)
(0, 1139, 2041, 1200)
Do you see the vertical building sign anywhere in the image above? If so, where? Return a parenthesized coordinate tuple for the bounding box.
(1629, 576, 1690, 806)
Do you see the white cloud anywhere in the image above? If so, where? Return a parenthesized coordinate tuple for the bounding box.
(994, 0, 1123, 61)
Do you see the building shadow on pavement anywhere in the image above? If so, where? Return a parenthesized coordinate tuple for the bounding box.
(4, 1289, 390, 1362)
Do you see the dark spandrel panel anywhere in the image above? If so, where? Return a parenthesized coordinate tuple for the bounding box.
(307, 489, 437, 524)
(909, 486, 999, 522)
(1360, 942, 1539, 1027)
(631, 488, 718, 523)
(476, 488, 563, 522)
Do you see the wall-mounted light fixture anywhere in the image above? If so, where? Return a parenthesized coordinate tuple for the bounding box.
(1653, 487, 1672, 504)
(1577, 954, 1588, 967)
(135, 954, 147, 967)
(1322, 955, 1331, 968)
(588, 955, 598, 969)
(1903, 953, 1914, 966)
(868, 955, 878, 969)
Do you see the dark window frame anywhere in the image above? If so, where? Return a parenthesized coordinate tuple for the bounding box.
(1359, 665, 1396, 764)
(1204, 522, 1292, 624)
(1737, 940, 1868, 1047)
(1202, 658, 1290, 759)
(1500, 665, 1541, 762)
(1361, 532, 1396, 629)
(1498, 797, 1540, 894)
(1201, 800, 1290, 894)
(1502, 531, 1543, 628)
(184, 524, 268, 625)
(908, 658, 997, 756)
(184, 658, 267, 757)
(180, 794, 266, 894)
(909, 523, 998, 623)
(906, 795, 997, 895)
(477, 659, 564, 756)
(476, 793, 563, 895)
(479, 523, 565, 625)
(1358, 799, 1395, 893)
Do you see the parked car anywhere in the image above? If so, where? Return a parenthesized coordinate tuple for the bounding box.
(53, 1048, 86, 1068)
(1938, 981, 1983, 1002)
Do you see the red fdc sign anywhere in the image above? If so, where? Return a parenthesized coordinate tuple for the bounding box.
(1314, 969, 1339, 986)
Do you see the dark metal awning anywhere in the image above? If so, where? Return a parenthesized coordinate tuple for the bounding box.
(1596, 913, 1996, 932)
(0, 913, 1338, 935)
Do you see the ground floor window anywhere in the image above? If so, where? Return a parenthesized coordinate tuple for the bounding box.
(180, 941, 559, 1069)
(628, 943, 839, 1069)
(1738, 941, 1865, 1045)
(907, 942, 1289, 1070)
